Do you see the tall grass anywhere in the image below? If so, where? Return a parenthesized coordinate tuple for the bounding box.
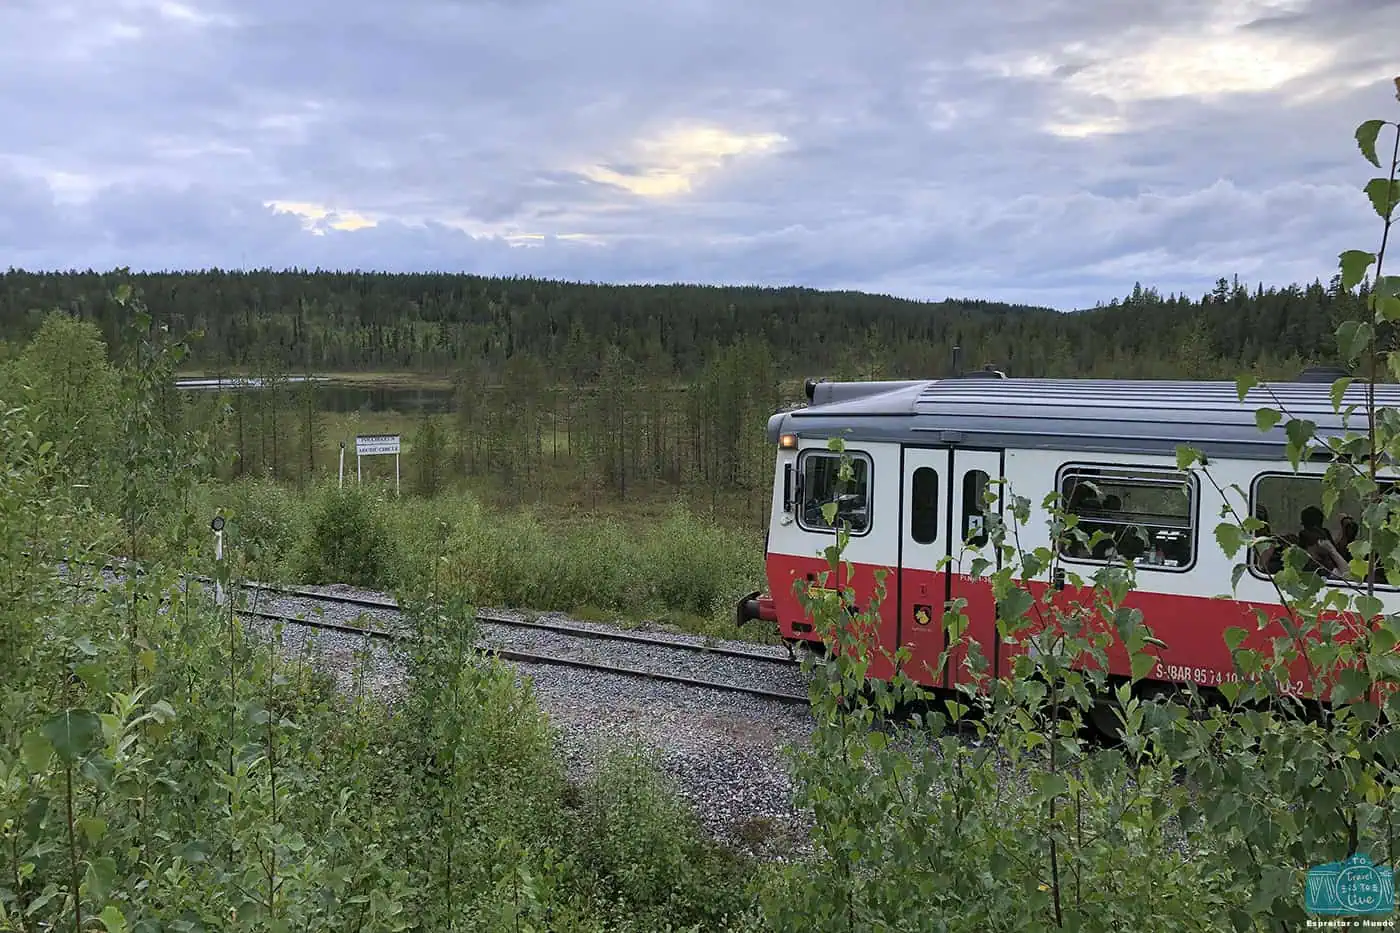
(195, 478, 769, 638)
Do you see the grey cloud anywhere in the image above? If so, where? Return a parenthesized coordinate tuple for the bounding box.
(0, 0, 1396, 310)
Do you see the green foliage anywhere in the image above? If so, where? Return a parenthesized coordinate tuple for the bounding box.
(108, 291, 223, 563)
(636, 507, 761, 618)
(413, 412, 447, 497)
(573, 747, 752, 927)
(217, 477, 305, 580)
(0, 266, 1367, 383)
(295, 483, 398, 588)
(180, 482, 766, 637)
(1341, 249, 1377, 289)
(1357, 118, 1386, 167)
(414, 499, 762, 631)
(1, 352, 759, 932)
(3, 312, 118, 493)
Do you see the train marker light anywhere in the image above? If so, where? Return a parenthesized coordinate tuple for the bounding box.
(780, 434, 797, 449)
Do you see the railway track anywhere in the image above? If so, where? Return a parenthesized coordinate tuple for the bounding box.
(236, 606, 810, 705)
(59, 560, 813, 706)
(238, 578, 804, 667)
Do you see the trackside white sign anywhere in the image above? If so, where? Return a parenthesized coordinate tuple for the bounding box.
(356, 435, 401, 456)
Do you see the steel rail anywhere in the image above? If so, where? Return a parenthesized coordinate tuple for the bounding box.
(60, 558, 800, 668)
(237, 607, 811, 706)
(240, 580, 801, 667)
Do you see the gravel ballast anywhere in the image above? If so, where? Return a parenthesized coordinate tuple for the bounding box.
(58, 565, 821, 856)
(244, 584, 820, 855)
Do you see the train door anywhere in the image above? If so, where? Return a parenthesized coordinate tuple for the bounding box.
(946, 449, 1003, 690)
(898, 447, 950, 687)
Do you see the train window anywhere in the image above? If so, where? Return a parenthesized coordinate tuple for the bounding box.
(910, 467, 939, 544)
(1058, 465, 1195, 571)
(798, 450, 872, 534)
(963, 470, 990, 547)
(1250, 474, 1396, 587)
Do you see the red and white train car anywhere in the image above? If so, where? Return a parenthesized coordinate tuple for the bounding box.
(736, 372, 1400, 699)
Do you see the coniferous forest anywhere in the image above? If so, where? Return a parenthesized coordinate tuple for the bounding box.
(0, 268, 1368, 379)
(0, 267, 1375, 546)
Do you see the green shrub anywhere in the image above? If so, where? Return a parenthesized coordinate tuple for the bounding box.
(200, 479, 765, 634)
(377, 491, 482, 596)
(219, 477, 304, 580)
(295, 483, 398, 587)
(639, 505, 762, 619)
(423, 501, 761, 633)
(575, 747, 753, 928)
(413, 413, 449, 498)
(546, 518, 649, 611)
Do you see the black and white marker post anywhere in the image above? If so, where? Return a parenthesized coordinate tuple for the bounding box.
(211, 515, 226, 605)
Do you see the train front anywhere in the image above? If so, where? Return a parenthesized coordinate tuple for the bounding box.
(734, 376, 924, 635)
(734, 407, 789, 630)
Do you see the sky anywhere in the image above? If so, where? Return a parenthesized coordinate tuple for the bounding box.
(2, 0, 1397, 310)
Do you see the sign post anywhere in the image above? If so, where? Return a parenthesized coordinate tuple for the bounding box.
(211, 515, 226, 605)
(339, 441, 345, 490)
(355, 434, 402, 495)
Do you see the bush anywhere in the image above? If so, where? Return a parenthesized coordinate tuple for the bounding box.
(377, 491, 483, 596)
(218, 477, 304, 580)
(295, 483, 398, 587)
(413, 414, 448, 498)
(574, 747, 753, 928)
(187, 482, 765, 636)
(421, 502, 763, 631)
(638, 505, 762, 619)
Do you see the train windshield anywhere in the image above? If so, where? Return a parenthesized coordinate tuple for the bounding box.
(799, 451, 871, 534)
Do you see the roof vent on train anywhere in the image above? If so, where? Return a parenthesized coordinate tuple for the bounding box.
(961, 363, 1008, 380)
(949, 346, 1007, 379)
(1294, 364, 1351, 383)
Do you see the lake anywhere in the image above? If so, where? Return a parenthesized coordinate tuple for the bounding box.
(176, 375, 457, 414)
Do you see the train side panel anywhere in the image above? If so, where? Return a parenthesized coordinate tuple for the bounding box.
(759, 439, 1400, 699)
(1000, 450, 1400, 695)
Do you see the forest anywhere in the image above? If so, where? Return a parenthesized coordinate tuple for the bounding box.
(0, 268, 1371, 381)
(0, 267, 1379, 554)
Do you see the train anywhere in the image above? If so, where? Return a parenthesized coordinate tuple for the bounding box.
(735, 364, 1400, 720)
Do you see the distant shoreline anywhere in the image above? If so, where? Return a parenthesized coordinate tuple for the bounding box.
(175, 371, 458, 390)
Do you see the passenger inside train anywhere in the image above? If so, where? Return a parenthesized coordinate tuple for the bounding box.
(1250, 479, 1390, 585)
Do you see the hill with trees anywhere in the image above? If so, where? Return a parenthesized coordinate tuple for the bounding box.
(0, 268, 1366, 380)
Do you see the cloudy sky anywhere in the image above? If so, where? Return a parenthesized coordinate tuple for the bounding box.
(2, 0, 1397, 309)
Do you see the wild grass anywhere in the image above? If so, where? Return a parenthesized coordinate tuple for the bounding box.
(195, 478, 775, 642)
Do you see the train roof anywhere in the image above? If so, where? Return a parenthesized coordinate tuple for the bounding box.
(767, 377, 1400, 461)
